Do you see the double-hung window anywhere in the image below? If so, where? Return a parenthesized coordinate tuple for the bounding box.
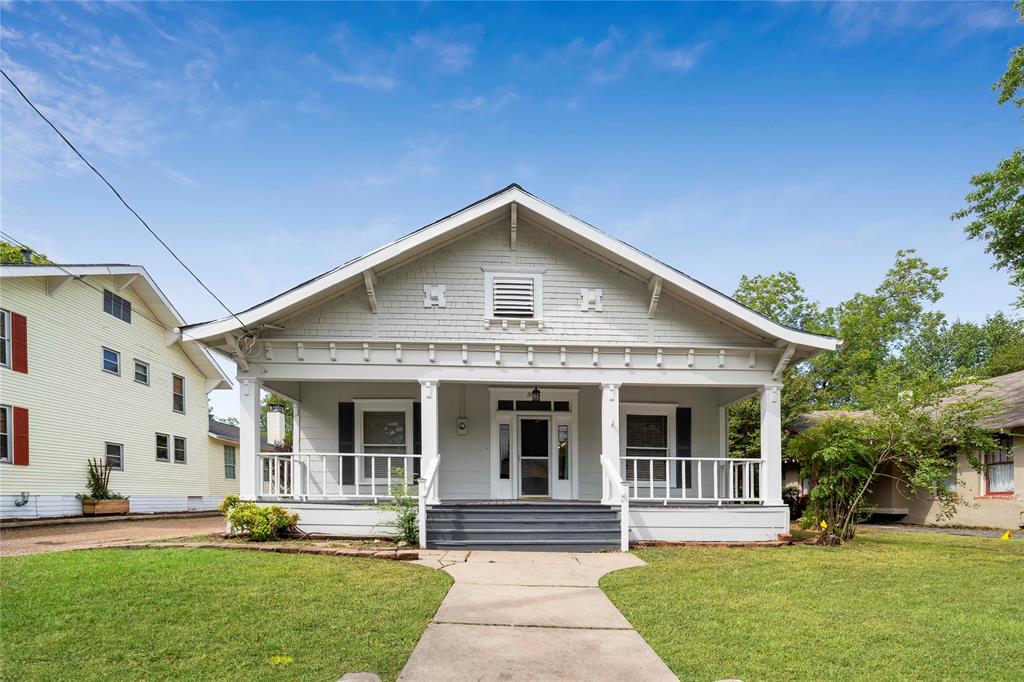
(155, 433, 169, 462)
(356, 401, 413, 482)
(102, 347, 120, 375)
(224, 445, 236, 479)
(105, 442, 124, 470)
(0, 405, 11, 464)
(484, 271, 543, 320)
(624, 413, 670, 482)
(103, 289, 131, 323)
(173, 436, 187, 464)
(0, 309, 9, 369)
(134, 360, 150, 385)
(172, 375, 185, 413)
(984, 435, 1014, 495)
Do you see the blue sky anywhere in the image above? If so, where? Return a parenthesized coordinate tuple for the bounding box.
(2, 1, 1021, 417)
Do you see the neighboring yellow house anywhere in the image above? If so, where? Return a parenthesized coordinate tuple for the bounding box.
(0, 262, 233, 519)
(208, 418, 242, 501)
(789, 372, 1024, 530)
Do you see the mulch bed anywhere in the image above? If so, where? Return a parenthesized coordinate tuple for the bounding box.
(84, 541, 419, 561)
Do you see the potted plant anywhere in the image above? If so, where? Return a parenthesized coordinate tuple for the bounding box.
(77, 458, 129, 515)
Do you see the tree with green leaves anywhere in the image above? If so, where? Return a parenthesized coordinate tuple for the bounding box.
(952, 1, 1024, 303)
(0, 241, 50, 264)
(790, 373, 1001, 543)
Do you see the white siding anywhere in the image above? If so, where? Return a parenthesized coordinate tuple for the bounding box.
(268, 217, 767, 347)
(628, 506, 789, 542)
(0, 276, 217, 513)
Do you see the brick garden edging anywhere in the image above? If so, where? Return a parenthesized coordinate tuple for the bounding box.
(84, 541, 419, 561)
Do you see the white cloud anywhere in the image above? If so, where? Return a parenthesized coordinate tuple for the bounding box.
(331, 70, 397, 92)
(361, 142, 446, 187)
(824, 1, 1019, 45)
(548, 28, 711, 83)
(447, 89, 518, 113)
(410, 28, 477, 73)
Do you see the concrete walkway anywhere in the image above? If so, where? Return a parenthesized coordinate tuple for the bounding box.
(401, 550, 677, 681)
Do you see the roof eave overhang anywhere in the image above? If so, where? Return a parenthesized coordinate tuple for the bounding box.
(181, 186, 839, 355)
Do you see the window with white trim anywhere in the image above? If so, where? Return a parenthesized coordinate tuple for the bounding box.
(0, 404, 11, 464)
(155, 433, 169, 462)
(355, 401, 413, 481)
(134, 360, 150, 385)
(173, 436, 187, 464)
(625, 413, 670, 482)
(224, 445, 236, 479)
(105, 442, 124, 470)
(0, 309, 9, 369)
(984, 435, 1014, 494)
(172, 374, 185, 413)
(485, 271, 542, 319)
(102, 347, 120, 375)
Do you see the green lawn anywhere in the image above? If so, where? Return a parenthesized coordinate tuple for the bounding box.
(601, 530, 1024, 682)
(1, 548, 452, 681)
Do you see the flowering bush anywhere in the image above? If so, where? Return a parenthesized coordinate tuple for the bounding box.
(220, 495, 298, 542)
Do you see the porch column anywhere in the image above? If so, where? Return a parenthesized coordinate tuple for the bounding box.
(601, 382, 622, 504)
(239, 378, 263, 500)
(759, 384, 784, 506)
(419, 379, 441, 504)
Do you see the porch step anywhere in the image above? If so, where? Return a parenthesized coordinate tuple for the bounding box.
(426, 502, 621, 552)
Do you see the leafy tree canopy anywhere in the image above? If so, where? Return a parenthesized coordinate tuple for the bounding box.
(953, 2, 1024, 303)
(0, 240, 50, 264)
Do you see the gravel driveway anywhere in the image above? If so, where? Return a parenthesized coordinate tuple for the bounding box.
(1, 515, 226, 557)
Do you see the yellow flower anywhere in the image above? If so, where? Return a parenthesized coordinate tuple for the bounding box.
(270, 656, 294, 666)
(820, 520, 828, 529)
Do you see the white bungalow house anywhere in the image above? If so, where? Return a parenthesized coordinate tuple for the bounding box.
(183, 185, 838, 549)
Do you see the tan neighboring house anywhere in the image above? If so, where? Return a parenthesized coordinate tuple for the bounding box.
(208, 418, 242, 501)
(0, 262, 233, 519)
(789, 372, 1024, 530)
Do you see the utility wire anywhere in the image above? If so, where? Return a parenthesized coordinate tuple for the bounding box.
(0, 227, 213, 346)
(0, 67, 249, 333)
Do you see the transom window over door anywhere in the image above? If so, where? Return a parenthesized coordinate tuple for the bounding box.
(625, 414, 669, 482)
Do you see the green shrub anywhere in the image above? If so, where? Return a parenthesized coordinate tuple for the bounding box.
(218, 495, 240, 513)
(224, 501, 298, 542)
(782, 484, 806, 521)
(375, 468, 419, 544)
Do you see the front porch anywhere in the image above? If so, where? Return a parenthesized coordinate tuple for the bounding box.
(241, 378, 788, 548)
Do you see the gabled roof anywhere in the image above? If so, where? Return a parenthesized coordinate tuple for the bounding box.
(182, 184, 839, 355)
(0, 263, 231, 389)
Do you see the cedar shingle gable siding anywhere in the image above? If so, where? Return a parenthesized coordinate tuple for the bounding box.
(268, 216, 765, 347)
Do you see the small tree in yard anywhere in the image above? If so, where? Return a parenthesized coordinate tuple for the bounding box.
(375, 467, 419, 545)
(789, 375, 1001, 544)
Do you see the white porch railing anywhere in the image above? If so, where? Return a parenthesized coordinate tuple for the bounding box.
(621, 456, 763, 505)
(259, 453, 428, 503)
(600, 455, 630, 551)
(417, 453, 442, 549)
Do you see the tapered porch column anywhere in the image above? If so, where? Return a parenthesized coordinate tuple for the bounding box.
(759, 384, 784, 506)
(419, 379, 441, 504)
(601, 382, 622, 504)
(239, 378, 263, 500)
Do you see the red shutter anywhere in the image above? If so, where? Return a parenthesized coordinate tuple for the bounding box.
(12, 407, 28, 466)
(11, 312, 27, 374)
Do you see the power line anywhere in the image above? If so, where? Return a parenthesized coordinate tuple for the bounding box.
(0, 67, 249, 333)
(0, 228, 213, 347)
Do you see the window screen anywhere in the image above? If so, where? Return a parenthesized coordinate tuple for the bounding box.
(103, 289, 132, 323)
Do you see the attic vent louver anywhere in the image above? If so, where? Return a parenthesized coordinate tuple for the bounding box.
(492, 276, 535, 318)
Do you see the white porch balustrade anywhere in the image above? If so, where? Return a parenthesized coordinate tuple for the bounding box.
(619, 455, 763, 504)
(258, 452, 432, 503)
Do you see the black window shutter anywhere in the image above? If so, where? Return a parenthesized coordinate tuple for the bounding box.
(412, 402, 422, 477)
(675, 407, 692, 485)
(339, 402, 355, 485)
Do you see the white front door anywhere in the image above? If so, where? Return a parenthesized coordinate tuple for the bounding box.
(489, 388, 578, 500)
